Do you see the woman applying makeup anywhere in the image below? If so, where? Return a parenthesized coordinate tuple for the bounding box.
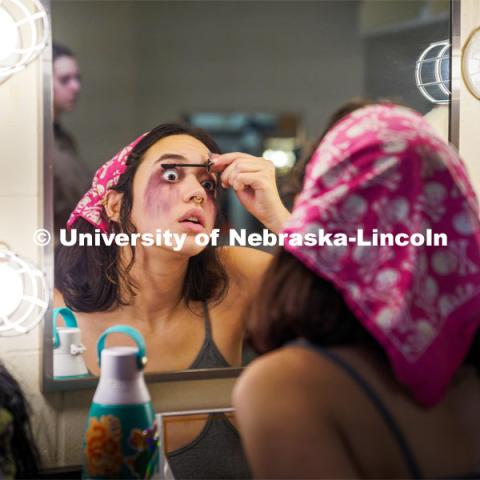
(55, 123, 289, 374)
(54, 124, 290, 479)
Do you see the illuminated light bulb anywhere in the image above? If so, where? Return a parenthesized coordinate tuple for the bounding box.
(0, 262, 23, 317)
(0, 7, 19, 61)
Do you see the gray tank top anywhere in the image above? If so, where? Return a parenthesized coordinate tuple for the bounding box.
(166, 302, 252, 479)
(188, 302, 231, 369)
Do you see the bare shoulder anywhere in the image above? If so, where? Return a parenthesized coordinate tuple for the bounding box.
(232, 348, 319, 442)
(218, 246, 272, 288)
(232, 346, 360, 478)
(233, 346, 341, 408)
(232, 345, 365, 430)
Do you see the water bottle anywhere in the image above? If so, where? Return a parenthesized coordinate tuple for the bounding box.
(82, 325, 159, 479)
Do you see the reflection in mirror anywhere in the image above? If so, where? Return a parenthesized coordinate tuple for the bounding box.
(46, 0, 451, 386)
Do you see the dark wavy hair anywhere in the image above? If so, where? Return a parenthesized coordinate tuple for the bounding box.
(55, 124, 229, 312)
(0, 364, 41, 478)
(247, 248, 383, 355)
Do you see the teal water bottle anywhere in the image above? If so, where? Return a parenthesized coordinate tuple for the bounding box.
(82, 326, 159, 479)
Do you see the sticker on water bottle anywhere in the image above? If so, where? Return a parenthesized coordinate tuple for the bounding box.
(84, 413, 159, 479)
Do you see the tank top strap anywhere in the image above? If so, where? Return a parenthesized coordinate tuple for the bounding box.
(202, 301, 213, 340)
(188, 302, 231, 369)
(288, 338, 423, 480)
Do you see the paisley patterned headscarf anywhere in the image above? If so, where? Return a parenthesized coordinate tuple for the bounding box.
(67, 132, 147, 233)
(283, 104, 480, 407)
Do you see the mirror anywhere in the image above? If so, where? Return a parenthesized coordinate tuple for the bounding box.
(43, 0, 454, 391)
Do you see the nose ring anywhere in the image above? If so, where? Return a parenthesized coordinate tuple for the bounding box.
(193, 195, 204, 205)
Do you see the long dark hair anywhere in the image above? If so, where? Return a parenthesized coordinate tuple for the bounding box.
(247, 249, 383, 355)
(55, 124, 229, 312)
(0, 364, 41, 478)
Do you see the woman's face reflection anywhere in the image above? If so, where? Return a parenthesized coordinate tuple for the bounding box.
(130, 134, 218, 256)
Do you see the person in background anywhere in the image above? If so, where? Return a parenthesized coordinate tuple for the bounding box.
(233, 103, 480, 479)
(0, 364, 41, 479)
(52, 42, 91, 237)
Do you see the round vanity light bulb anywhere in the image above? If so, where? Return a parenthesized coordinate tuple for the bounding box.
(462, 27, 480, 100)
(0, 7, 19, 62)
(0, 262, 24, 317)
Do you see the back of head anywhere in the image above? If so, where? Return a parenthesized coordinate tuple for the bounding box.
(250, 102, 480, 408)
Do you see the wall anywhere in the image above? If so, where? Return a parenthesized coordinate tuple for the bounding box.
(51, 1, 364, 171)
(359, 0, 449, 33)
(364, 20, 450, 114)
(0, 47, 59, 466)
(50, 1, 137, 170)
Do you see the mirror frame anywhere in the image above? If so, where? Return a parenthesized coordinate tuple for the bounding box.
(41, 0, 461, 393)
(449, 0, 460, 147)
(157, 407, 235, 476)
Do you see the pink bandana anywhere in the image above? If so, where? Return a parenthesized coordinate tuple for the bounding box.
(283, 104, 480, 407)
(67, 133, 148, 232)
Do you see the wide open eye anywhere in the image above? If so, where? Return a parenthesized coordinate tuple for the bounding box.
(162, 169, 180, 183)
(201, 179, 217, 193)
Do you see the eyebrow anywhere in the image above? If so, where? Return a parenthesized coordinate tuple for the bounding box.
(154, 153, 190, 164)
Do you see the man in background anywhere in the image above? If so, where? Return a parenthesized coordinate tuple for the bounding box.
(52, 43, 91, 238)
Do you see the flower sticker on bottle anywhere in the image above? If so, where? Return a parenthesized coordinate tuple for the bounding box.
(126, 422, 159, 479)
(85, 415, 123, 477)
